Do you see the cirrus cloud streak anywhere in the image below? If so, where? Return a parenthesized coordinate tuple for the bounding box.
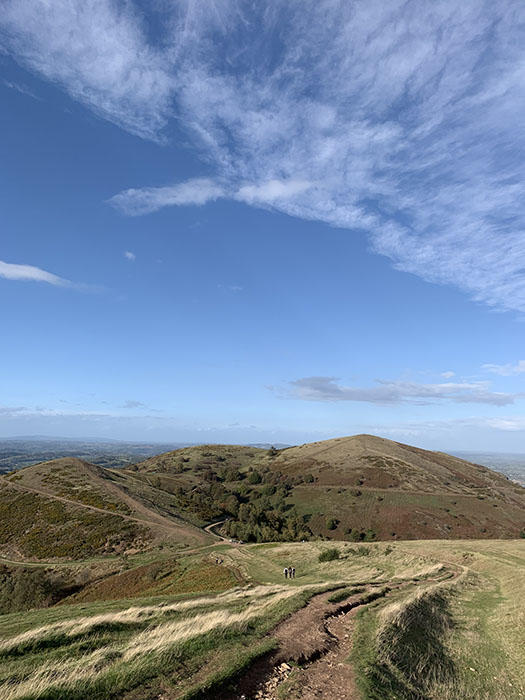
(4, 1, 525, 311)
(0, 259, 71, 287)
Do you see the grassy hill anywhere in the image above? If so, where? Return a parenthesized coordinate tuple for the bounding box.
(0, 436, 524, 698)
(124, 435, 525, 542)
(0, 539, 523, 699)
(1, 436, 524, 563)
(0, 458, 210, 561)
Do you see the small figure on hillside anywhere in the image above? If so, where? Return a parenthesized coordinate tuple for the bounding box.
(291, 567, 296, 579)
(284, 567, 289, 579)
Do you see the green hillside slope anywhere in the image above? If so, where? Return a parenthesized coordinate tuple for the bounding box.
(0, 458, 210, 560)
(128, 435, 525, 542)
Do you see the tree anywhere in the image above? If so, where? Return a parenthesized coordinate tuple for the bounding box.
(326, 518, 338, 531)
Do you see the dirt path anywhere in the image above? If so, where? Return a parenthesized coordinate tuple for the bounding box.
(213, 564, 463, 700)
(203, 519, 229, 540)
(2, 480, 204, 540)
(212, 585, 392, 700)
(274, 606, 361, 700)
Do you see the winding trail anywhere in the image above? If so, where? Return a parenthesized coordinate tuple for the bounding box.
(203, 519, 229, 540)
(212, 565, 463, 700)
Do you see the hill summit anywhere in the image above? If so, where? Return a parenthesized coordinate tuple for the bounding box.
(125, 434, 525, 542)
(1, 434, 524, 559)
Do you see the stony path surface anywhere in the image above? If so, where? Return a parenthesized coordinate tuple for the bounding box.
(215, 586, 391, 700)
(246, 592, 367, 700)
(218, 567, 461, 700)
(280, 606, 360, 700)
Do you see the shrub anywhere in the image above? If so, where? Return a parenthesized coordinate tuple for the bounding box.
(326, 518, 338, 531)
(318, 547, 340, 562)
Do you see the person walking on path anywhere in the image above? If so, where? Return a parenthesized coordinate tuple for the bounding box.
(291, 567, 296, 579)
(284, 567, 289, 579)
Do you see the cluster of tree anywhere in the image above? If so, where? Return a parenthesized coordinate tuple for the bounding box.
(155, 465, 315, 542)
(345, 527, 377, 542)
(222, 502, 312, 542)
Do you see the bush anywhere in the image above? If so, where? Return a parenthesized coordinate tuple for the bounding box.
(520, 530, 525, 539)
(318, 547, 340, 562)
(326, 518, 338, 531)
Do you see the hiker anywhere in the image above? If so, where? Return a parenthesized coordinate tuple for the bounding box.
(291, 567, 296, 579)
(284, 567, 288, 579)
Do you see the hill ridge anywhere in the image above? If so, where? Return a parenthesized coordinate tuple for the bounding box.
(1, 435, 524, 560)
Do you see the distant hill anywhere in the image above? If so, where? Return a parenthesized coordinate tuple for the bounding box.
(0, 438, 194, 472)
(1, 436, 524, 561)
(453, 450, 525, 486)
(126, 435, 525, 542)
(0, 457, 210, 560)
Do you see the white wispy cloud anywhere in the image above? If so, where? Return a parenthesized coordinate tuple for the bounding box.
(483, 360, 525, 376)
(0, 0, 174, 141)
(121, 400, 145, 409)
(2, 78, 40, 100)
(285, 376, 518, 406)
(109, 178, 225, 215)
(124, 251, 136, 262)
(4, 2, 525, 311)
(235, 180, 313, 206)
(0, 259, 71, 286)
(362, 415, 525, 439)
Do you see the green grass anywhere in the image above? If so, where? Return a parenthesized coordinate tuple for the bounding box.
(327, 586, 365, 603)
(0, 582, 343, 700)
(1, 539, 524, 699)
(349, 540, 525, 700)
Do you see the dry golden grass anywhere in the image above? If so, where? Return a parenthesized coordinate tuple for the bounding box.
(0, 583, 292, 655)
(0, 581, 332, 700)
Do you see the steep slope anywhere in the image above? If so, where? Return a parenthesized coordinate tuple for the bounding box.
(273, 434, 519, 494)
(0, 458, 210, 560)
(131, 435, 525, 542)
(272, 434, 525, 540)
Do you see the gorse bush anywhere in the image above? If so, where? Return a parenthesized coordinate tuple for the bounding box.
(318, 548, 340, 562)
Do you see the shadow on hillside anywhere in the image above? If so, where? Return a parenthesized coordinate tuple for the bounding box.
(367, 588, 457, 700)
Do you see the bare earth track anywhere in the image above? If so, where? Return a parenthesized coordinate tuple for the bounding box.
(210, 563, 462, 700)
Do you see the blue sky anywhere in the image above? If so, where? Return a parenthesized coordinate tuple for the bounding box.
(1, 0, 525, 450)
